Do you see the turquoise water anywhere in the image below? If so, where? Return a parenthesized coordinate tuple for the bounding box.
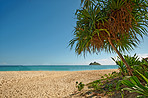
(0, 65, 118, 71)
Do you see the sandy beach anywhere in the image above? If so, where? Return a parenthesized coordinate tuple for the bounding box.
(0, 69, 118, 98)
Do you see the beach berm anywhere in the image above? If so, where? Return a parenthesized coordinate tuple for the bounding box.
(0, 69, 118, 98)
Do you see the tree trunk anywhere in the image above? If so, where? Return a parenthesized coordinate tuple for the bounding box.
(108, 38, 133, 76)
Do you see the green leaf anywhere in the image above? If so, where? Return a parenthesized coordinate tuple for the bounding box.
(136, 70, 148, 84)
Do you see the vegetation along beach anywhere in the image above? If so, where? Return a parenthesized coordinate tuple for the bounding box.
(0, 0, 148, 98)
(68, 0, 148, 97)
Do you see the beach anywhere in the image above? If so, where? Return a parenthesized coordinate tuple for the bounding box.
(0, 69, 118, 98)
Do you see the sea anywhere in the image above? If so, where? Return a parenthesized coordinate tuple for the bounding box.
(0, 65, 118, 71)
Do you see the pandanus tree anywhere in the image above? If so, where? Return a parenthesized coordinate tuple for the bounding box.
(69, 0, 148, 76)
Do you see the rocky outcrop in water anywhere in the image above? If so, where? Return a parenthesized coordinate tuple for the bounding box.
(89, 62, 101, 65)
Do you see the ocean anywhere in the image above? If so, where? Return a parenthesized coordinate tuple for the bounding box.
(0, 65, 118, 71)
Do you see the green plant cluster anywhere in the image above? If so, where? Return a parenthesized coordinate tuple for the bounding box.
(87, 71, 122, 96)
(75, 54, 148, 98)
(71, 0, 148, 97)
(112, 54, 148, 76)
(113, 54, 148, 98)
(76, 81, 85, 91)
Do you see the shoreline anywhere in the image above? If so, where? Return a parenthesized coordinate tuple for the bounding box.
(0, 68, 118, 72)
(0, 69, 119, 97)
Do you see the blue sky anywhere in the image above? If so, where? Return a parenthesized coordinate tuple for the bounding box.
(0, 0, 148, 65)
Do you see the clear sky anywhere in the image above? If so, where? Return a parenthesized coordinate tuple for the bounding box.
(0, 0, 148, 65)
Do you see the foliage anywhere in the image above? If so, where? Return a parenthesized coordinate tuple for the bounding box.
(76, 81, 85, 91)
(112, 54, 148, 76)
(74, 54, 148, 97)
(70, 0, 148, 96)
(113, 54, 148, 97)
(69, 0, 148, 76)
(69, 0, 148, 56)
(119, 70, 148, 98)
(87, 71, 122, 96)
(112, 56, 127, 76)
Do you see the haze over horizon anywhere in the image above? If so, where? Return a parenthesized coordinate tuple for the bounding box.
(0, 0, 148, 65)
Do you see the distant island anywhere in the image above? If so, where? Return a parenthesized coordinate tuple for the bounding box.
(89, 62, 101, 65)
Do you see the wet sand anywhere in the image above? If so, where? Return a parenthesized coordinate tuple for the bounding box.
(0, 69, 118, 98)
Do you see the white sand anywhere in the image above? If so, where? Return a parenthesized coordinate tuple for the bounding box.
(0, 69, 118, 98)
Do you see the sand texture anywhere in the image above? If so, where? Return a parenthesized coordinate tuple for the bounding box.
(0, 69, 118, 98)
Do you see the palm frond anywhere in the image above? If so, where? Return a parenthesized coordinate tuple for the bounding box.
(69, 0, 148, 56)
